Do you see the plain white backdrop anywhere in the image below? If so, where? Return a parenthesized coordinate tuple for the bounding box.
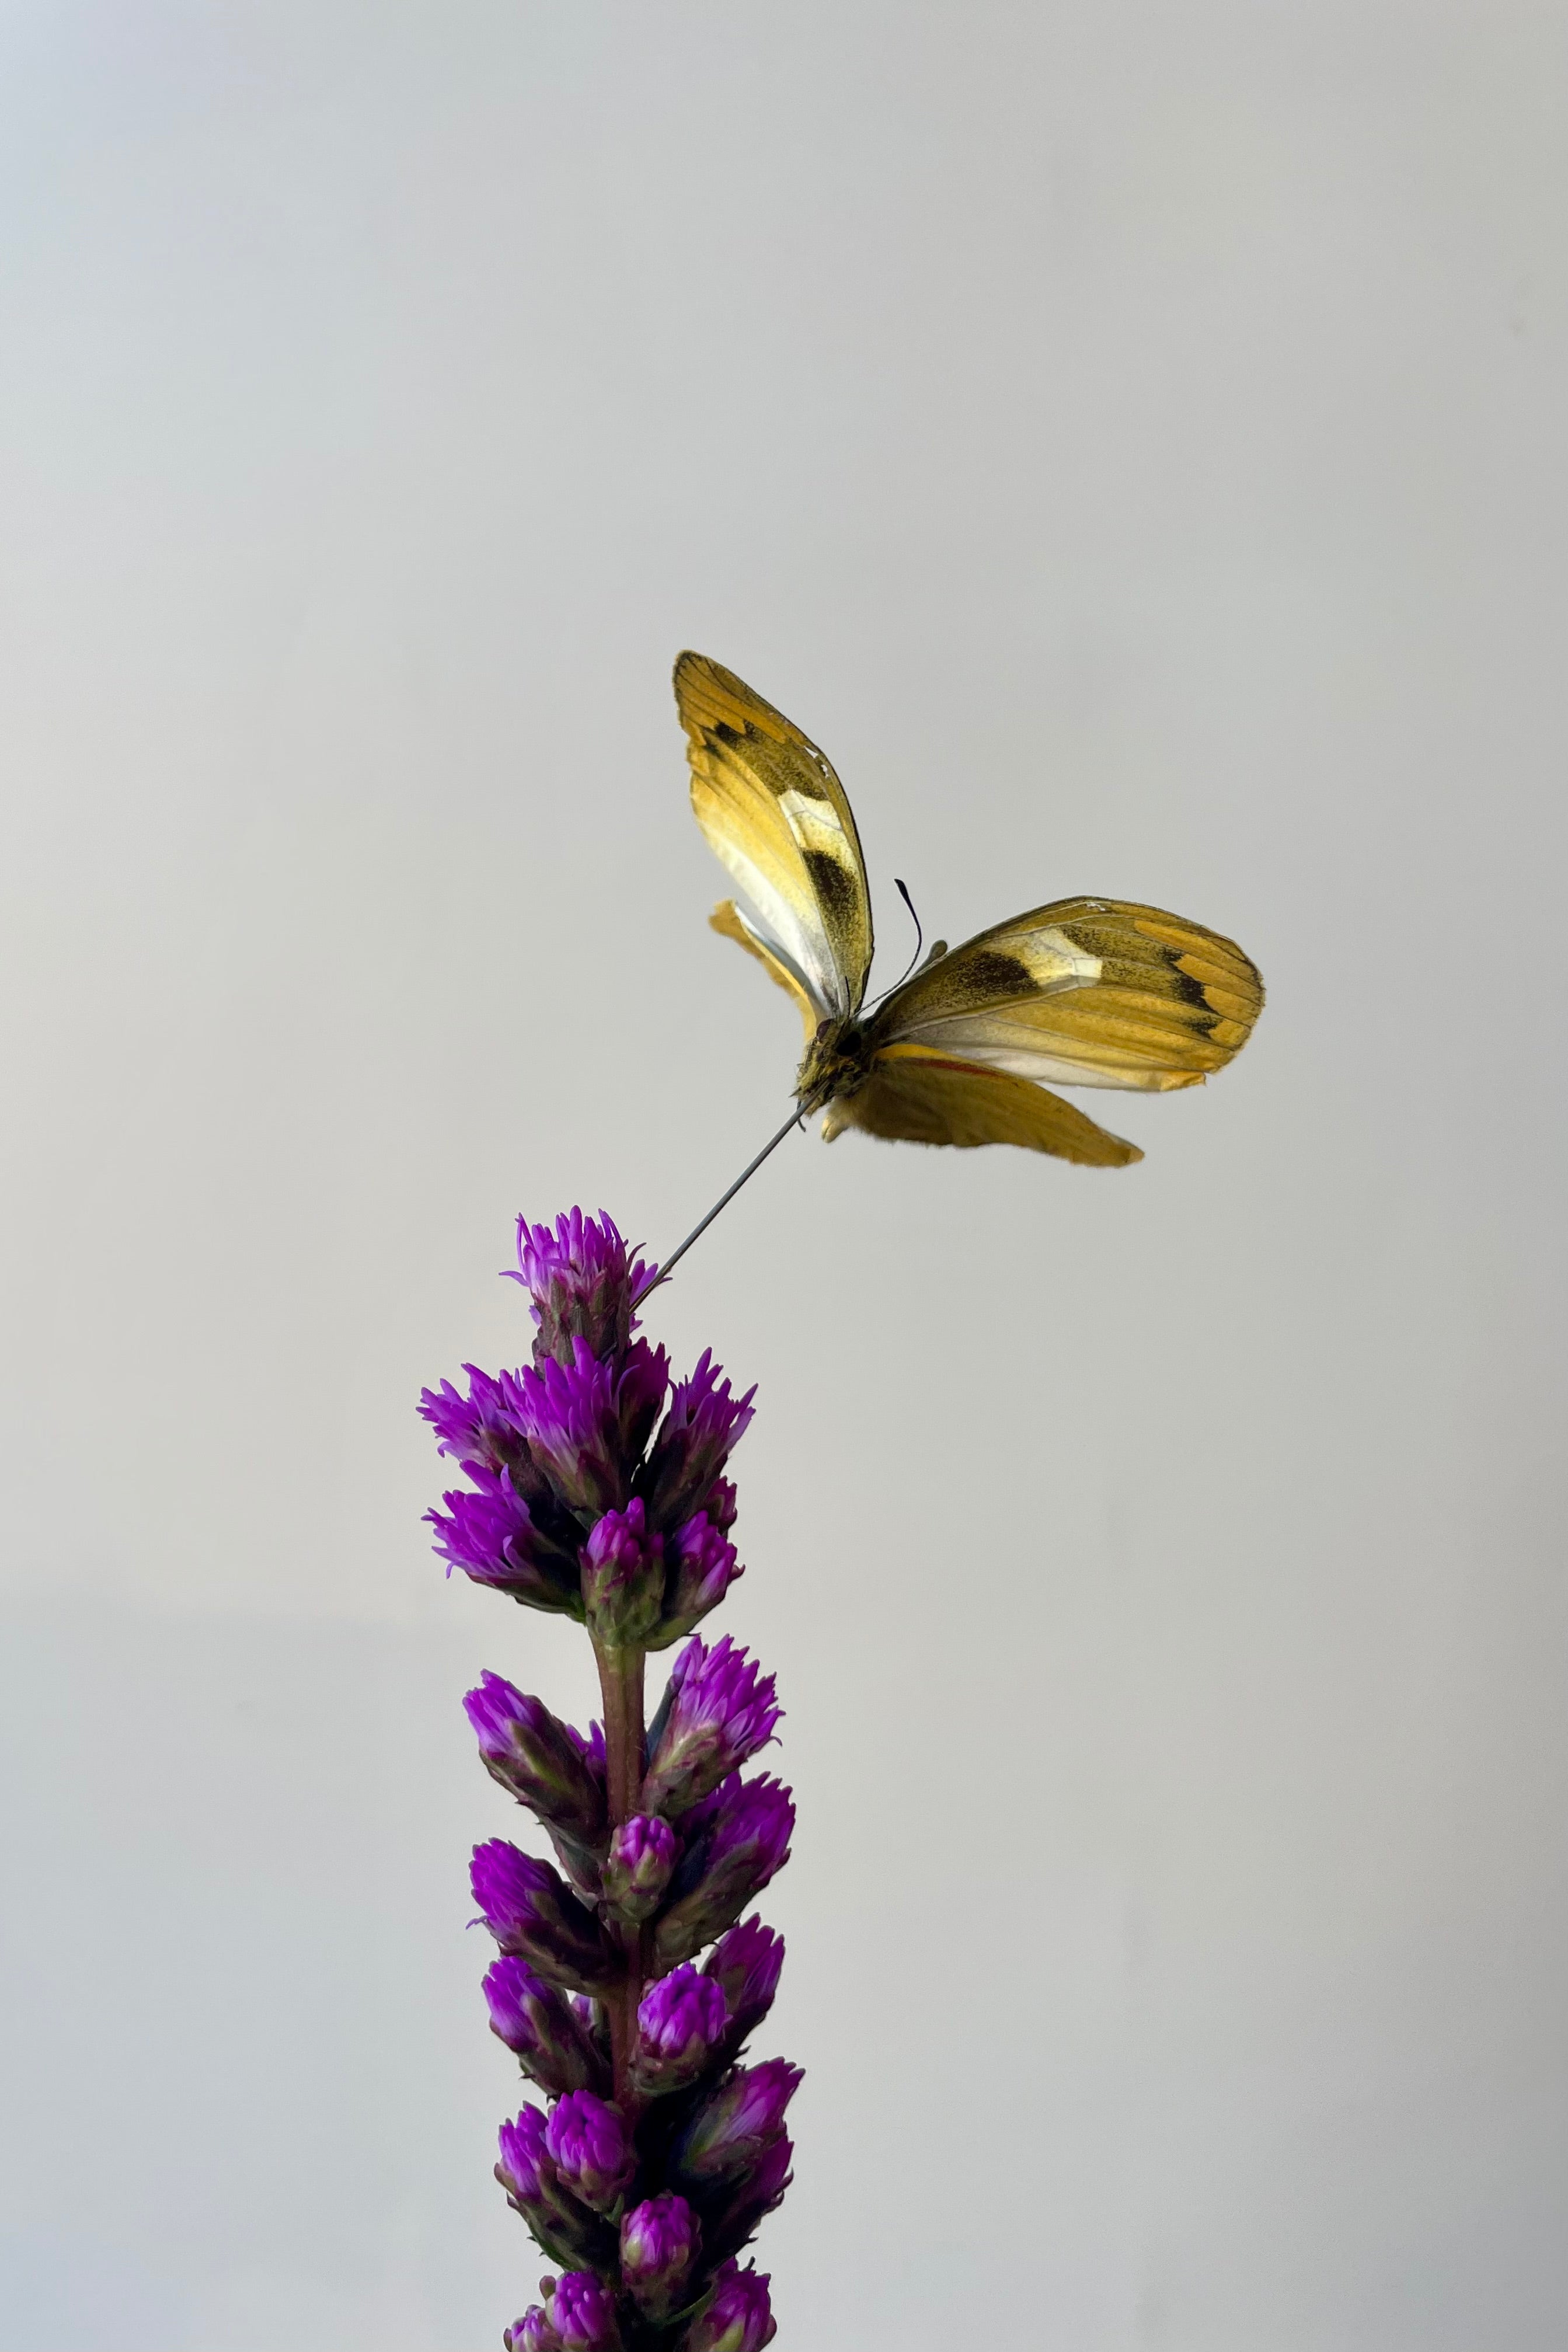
(2, 5, 1565, 2347)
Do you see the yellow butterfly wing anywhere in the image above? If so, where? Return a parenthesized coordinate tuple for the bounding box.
(675, 653, 874, 1025)
(707, 898, 820, 1041)
(823, 1043, 1142, 1165)
(866, 898, 1263, 1093)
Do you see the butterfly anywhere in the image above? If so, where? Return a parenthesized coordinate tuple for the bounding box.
(675, 651, 1263, 1169)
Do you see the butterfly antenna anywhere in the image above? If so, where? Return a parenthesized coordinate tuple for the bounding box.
(636, 1105, 806, 1301)
(865, 877, 924, 1010)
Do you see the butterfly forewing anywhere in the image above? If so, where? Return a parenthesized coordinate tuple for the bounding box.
(867, 898, 1263, 1093)
(675, 652, 874, 1021)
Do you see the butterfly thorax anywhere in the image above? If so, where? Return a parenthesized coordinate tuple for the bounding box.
(796, 1016, 877, 1113)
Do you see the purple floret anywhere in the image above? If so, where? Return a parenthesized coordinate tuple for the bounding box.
(426, 1466, 576, 1612)
(632, 1963, 730, 2090)
(507, 1207, 653, 1368)
(703, 1917, 785, 2041)
(638, 1963, 729, 2060)
(495, 2104, 550, 2203)
(674, 2056, 802, 2193)
(483, 1956, 605, 2095)
(642, 1350, 756, 1528)
(504, 2313, 559, 2352)
(548, 2270, 624, 2351)
(545, 2090, 636, 2213)
(658, 1513, 743, 1644)
(621, 2190, 702, 2315)
(643, 1637, 782, 1817)
(685, 2260, 777, 2352)
(651, 1775, 796, 1970)
(508, 1337, 668, 1519)
(471, 1839, 617, 1991)
(602, 1813, 678, 1921)
(580, 1497, 666, 1645)
(417, 1363, 524, 1473)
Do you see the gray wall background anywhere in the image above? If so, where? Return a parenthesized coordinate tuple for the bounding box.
(2, 5, 1564, 2347)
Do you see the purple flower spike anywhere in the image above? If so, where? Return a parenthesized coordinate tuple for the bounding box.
(601, 1813, 678, 1923)
(643, 1638, 782, 1819)
(674, 2058, 802, 2187)
(580, 1498, 666, 1648)
(655, 1514, 744, 1648)
(465, 1674, 607, 1842)
(684, 2262, 777, 2352)
(632, 1963, 730, 2094)
(426, 1469, 579, 1615)
(504, 2308, 560, 2352)
(545, 2090, 636, 2214)
(508, 1208, 653, 1368)
(653, 1775, 795, 1969)
(548, 2271, 625, 2351)
(510, 1339, 668, 1520)
(642, 1351, 756, 1530)
(621, 2193, 702, 2321)
(471, 1840, 619, 1992)
(703, 1918, 785, 2046)
(483, 1957, 607, 2096)
(427, 1206, 801, 2342)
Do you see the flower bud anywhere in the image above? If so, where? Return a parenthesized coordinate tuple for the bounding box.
(673, 2060, 802, 2187)
(547, 2271, 625, 2351)
(545, 2091, 636, 2214)
(465, 1675, 607, 1842)
(620, 2193, 702, 2321)
(504, 2309, 560, 2352)
(471, 1840, 621, 1992)
(652, 1514, 743, 1647)
(703, 1476, 738, 1532)
(426, 1467, 581, 1615)
(683, 2262, 777, 2352)
(631, 1964, 730, 2095)
(652, 1778, 795, 1970)
(507, 1208, 652, 1369)
(703, 1918, 784, 2048)
(601, 1814, 678, 1923)
(701, 2135, 794, 2267)
(509, 1340, 668, 1520)
(643, 1639, 780, 1819)
(484, 1957, 608, 2096)
(580, 1500, 666, 1649)
(642, 1352, 755, 1530)
(496, 2105, 552, 2206)
(495, 2110, 616, 2273)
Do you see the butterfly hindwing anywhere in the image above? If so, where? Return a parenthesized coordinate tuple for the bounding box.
(823, 1044, 1142, 1165)
(675, 652, 874, 1022)
(708, 898, 820, 1042)
(867, 898, 1263, 1093)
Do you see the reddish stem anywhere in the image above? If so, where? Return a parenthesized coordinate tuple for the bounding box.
(594, 1639, 647, 2106)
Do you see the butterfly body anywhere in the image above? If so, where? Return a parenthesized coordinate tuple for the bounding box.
(796, 1011, 878, 1114)
(677, 651, 1263, 1169)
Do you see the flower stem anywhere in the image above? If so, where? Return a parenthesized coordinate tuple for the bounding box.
(594, 1637, 647, 2105)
